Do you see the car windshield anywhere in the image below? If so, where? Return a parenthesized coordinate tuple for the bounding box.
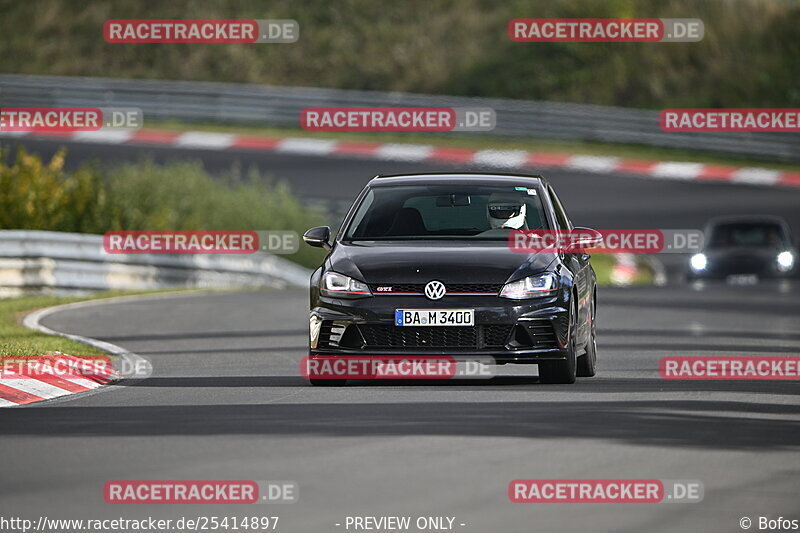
(708, 222, 789, 249)
(344, 183, 549, 241)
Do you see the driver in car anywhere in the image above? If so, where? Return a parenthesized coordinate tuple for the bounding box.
(487, 193, 528, 230)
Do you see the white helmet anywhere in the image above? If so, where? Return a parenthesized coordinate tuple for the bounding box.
(487, 193, 527, 229)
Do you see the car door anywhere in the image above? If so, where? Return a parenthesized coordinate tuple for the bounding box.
(548, 186, 591, 345)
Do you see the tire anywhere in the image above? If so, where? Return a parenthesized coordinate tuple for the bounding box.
(308, 379, 347, 386)
(577, 293, 597, 378)
(539, 298, 578, 384)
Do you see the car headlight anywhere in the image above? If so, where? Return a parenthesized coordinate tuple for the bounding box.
(321, 271, 372, 298)
(777, 251, 794, 272)
(690, 253, 707, 271)
(499, 272, 559, 299)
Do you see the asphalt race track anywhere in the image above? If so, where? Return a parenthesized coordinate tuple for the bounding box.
(1, 137, 799, 532)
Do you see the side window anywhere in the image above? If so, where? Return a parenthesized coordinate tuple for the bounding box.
(348, 190, 376, 238)
(547, 187, 573, 230)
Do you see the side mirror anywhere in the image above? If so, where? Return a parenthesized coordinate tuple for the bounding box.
(303, 226, 332, 250)
(570, 227, 603, 250)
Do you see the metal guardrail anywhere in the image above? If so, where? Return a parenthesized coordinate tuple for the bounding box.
(0, 230, 310, 296)
(1, 74, 797, 162)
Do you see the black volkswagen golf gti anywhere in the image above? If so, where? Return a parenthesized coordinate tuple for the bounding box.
(303, 173, 599, 385)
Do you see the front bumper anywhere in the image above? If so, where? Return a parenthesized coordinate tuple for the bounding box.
(309, 292, 571, 363)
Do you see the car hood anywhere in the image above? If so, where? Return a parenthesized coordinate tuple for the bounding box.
(327, 241, 558, 284)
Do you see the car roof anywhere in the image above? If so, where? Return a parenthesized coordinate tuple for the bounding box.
(367, 172, 548, 188)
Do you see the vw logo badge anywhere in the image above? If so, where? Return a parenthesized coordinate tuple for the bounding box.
(424, 280, 446, 300)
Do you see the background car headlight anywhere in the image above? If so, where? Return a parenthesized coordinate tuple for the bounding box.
(499, 272, 558, 299)
(690, 253, 708, 271)
(777, 251, 794, 272)
(321, 271, 372, 297)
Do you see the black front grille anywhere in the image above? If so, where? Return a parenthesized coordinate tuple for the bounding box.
(317, 320, 336, 347)
(317, 321, 362, 349)
(447, 283, 502, 293)
(484, 325, 514, 346)
(357, 324, 513, 349)
(359, 325, 476, 348)
(523, 319, 559, 349)
(370, 283, 501, 294)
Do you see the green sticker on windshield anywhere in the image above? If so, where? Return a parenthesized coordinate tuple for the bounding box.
(514, 187, 527, 191)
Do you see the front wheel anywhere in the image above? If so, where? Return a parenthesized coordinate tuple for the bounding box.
(538, 299, 578, 384)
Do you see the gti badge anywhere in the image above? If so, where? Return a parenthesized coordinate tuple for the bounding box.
(424, 280, 446, 300)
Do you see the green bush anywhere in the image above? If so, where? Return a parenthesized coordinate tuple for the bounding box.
(0, 147, 326, 268)
(0, 148, 106, 233)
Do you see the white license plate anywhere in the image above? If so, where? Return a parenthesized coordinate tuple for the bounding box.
(395, 309, 474, 327)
